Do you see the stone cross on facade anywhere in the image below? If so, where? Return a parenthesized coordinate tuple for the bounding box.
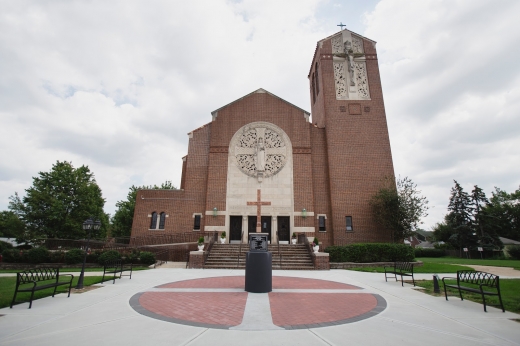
(337, 22, 346, 30)
(247, 189, 271, 232)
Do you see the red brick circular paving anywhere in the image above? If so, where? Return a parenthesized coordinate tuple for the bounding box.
(130, 276, 386, 330)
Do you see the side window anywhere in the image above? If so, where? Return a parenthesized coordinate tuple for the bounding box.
(159, 212, 166, 229)
(346, 216, 353, 231)
(311, 73, 316, 104)
(315, 62, 320, 95)
(318, 215, 326, 232)
(194, 214, 201, 230)
(150, 212, 158, 229)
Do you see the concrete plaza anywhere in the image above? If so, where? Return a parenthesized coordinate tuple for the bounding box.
(1, 267, 519, 346)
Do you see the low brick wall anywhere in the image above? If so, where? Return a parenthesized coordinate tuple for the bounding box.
(330, 261, 423, 269)
(313, 253, 330, 270)
(188, 251, 205, 269)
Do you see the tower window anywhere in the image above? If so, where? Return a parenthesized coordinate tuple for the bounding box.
(315, 62, 320, 95)
(346, 216, 353, 232)
(318, 216, 326, 231)
(194, 214, 201, 230)
(311, 73, 316, 104)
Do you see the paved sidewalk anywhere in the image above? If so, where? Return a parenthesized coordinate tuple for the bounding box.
(0, 268, 519, 346)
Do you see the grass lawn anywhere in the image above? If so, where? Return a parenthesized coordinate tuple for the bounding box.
(414, 278, 520, 314)
(417, 257, 520, 270)
(0, 276, 111, 309)
(0, 266, 150, 273)
(350, 262, 474, 273)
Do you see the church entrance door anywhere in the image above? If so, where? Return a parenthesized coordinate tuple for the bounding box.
(229, 216, 242, 242)
(248, 216, 272, 242)
(278, 216, 290, 242)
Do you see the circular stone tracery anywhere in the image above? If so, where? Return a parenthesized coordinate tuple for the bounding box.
(231, 123, 288, 178)
(129, 276, 387, 330)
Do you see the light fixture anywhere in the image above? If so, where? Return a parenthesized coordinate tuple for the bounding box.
(77, 218, 100, 289)
(302, 208, 307, 218)
(213, 207, 218, 217)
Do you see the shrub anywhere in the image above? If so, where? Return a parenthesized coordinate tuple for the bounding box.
(325, 243, 414, 263)
(2, 249, 19, 262)
(65, 248, 85, 264)
(221, 231, 226, 238)
(313, 237, 319, 246)
(198, 237, 204, 244)
(414, 248, 445, 258)
(139, 251, 156, 266)
(508, 246, 520, 260)
(49, 251, 65, 263)
(0, 240, 13, 252)
(27, 247, 50, 264)
(98, 250, 121, 265)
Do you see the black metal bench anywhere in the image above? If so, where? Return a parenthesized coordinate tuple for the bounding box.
(442, 270, 505, 312)
(384, 261, 415, 286)
(10, 267, 74, 309)
(102, 260, 133, 284)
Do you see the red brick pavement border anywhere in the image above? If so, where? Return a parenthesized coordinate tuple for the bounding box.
(131, 276, 385, 330)
(269, 292, 377, 327)
(139, 292, 247, 326)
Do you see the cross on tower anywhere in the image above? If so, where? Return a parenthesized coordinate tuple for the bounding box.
(337, 22, 346, 30)
(247, 189, 271, 232)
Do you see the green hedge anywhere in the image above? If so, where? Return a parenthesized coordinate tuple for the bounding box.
(139, 252, 156, 266)
(414, 248, 445, 258)
(0, 240, 13, 252)
(98, 250, 121, 265)
(65, 248, 85, 264)
(508, 246, 520, 260)
(325, 243, 414, 263)
(27, 247, 50, 264)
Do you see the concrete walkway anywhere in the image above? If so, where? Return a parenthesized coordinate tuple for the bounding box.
(0, 268, 519, 346)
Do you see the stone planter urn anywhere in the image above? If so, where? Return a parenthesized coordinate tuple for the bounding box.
(313, 245, 319, 253)
(198, 244, 204, 251)
(291, 238, 297, 245)
(220, 238, 226, 244)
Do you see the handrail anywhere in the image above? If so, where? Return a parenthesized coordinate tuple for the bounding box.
(237, 230, 244, 267)
(153, 249, 169, 268)
(203, 231, 218, 269)
(276, 231, 281, 269)
(302, 234, 316, 268)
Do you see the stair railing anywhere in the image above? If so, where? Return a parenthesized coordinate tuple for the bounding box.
(203, 231, 218, 269)
(276, 231, 281, 269)
(302, 234, 316, 268)
(237, 230, 244, 268)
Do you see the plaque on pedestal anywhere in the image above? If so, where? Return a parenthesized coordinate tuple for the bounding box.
(245, 233, 272, 293)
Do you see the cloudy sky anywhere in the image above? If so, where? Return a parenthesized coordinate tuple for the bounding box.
(1, 0, 519, 230)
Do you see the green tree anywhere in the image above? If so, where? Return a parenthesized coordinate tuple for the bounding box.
(0, 210, 25, 238)
(446, 181, 478, 252)
(8, 161, 108, 241)
(111, 181, 176, 238)
(471, 185, 488, 237)
(482, 187, 520, 241)
(370, 176, 429, 243)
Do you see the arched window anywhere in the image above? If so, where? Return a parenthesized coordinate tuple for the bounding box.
(315, 62, 320, 95)
(150, 212, 158, 229)
(311, 73, 316, 104)
(159, 212, 166, 229)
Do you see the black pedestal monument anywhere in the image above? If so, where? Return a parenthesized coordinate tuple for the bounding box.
(245, 233, 272, 293)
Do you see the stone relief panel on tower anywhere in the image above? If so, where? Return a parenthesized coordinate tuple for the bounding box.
(331, 31, 370, 100)
(232, 123, 288, 182)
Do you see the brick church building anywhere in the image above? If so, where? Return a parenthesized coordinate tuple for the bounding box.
(130, 29, 395, 248)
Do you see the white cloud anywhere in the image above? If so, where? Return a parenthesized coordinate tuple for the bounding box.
(364, 0, 520, 228)
(1, 0, 518, 231)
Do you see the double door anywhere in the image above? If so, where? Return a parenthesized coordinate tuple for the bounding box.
(248, 216, 271, 242)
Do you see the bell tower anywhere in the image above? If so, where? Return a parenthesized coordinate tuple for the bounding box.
(309, 29, 395, 244)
